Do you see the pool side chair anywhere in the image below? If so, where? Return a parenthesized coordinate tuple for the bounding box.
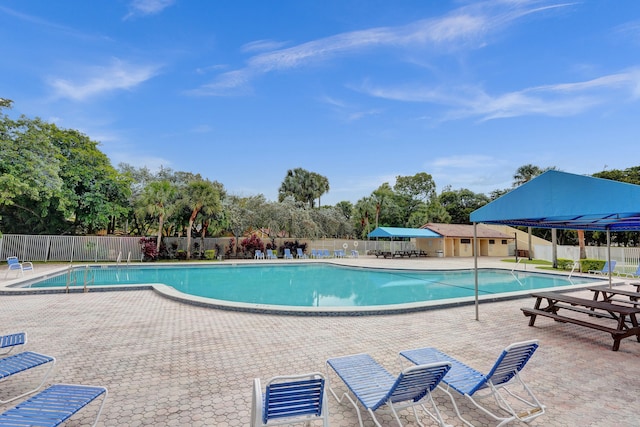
(0, 383, 107, 427)
(0, 332, 26, 356)
(0, 351, 56, 404)
(322, 249, 331, 258)
(588, 260, 616, 276)
(351, 250, 359, 258)
(255, 250, 265, 260)
(266, 249, 277, 260)
(5, 256, 34, 278)
(326, 353, 451, 427)
(620, 264, 640, 278)
(296, 248, 308, 259)
(284, 248, 294, 259)
(251, 372, 328, 427)
(400, 340, 545, 427)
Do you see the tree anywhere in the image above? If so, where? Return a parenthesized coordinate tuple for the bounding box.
(138, 180, 177, 252)
(180, 179, 222, 259)
(438, 188, 489, 224)
(278, 168, 330, 208)
(1, 103, 130, 234)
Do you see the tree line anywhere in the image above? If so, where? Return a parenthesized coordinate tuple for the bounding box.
(2, 99, 639, 257)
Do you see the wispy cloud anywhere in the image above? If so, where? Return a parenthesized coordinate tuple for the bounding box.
(192, 1, 571, 96)
(241, 39, 289, 53)
(361, 68, 640, 121)
(124, 0, 175, 20)
(48, 59, 161, 101)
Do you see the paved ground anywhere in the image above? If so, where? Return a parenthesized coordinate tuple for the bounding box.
(1, 257, 639, 426)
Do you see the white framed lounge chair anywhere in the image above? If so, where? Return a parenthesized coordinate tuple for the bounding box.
(296, 248, 308, 259)
(255, 250, 265, 260)
(588, 260, 616, 276)
(0, 351, 56, 403)
(0, 383, 107, 427)
(0, 332, 26, 356)
(266, 249, 277, 260)
(5, 256, 34, 278)
(251, 372, 328, 426)
(400, 340, 545, 427)
(620, 264, 640, 278)
(284, 248, 294, 259)
(326, 353, 451, 427)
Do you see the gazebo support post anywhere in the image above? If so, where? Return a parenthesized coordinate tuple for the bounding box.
(474, 222, 479, 321)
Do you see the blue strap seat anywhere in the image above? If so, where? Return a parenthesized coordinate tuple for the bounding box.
(0, 384, 107, 427)
(0, 351, 56, 404)
(326, 353, 450, 426)
(400, 340, 545, 426)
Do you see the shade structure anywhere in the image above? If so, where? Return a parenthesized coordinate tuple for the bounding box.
(468, 170, 640, 320)
(470, 170, 640, 231)
(368, 227, 441, 238)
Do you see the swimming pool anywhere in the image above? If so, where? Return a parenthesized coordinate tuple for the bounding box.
(21, 263, 600, 314)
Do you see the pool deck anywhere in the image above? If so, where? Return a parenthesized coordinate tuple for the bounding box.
(1, 256, 639, 426)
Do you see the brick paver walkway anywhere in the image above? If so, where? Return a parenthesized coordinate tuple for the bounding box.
(1, 259, 639, 426)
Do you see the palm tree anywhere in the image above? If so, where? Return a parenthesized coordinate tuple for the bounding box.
(139, 180, 176, 253)
(180, 180, 222, 259)
(513, 164, 543, 187)
(278, 168, 330, 208)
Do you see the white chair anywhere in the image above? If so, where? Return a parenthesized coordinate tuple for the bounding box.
(5, 257, 34, 278)
(251, 372, 328, 426)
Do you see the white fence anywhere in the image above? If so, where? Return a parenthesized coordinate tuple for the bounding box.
(0, 234, 383, 262)
(0, 235, 144, 263)
(534, 244, 640, 274)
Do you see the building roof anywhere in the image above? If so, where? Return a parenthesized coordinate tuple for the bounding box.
(421, 223, 513, 239)
(470, 170, 640, 231)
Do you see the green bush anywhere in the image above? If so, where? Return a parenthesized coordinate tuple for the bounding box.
(204, 249, 216, 260)
(556, 258, 575, 270)
(580, 259, 605, 272)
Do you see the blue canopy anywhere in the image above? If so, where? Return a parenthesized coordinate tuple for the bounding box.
(368, 227, 441, 238)
(470, 170, 640, 231)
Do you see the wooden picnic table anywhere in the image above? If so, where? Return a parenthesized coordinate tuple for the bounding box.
(589, 285, 640, 307)
(521, 291, 640, 351)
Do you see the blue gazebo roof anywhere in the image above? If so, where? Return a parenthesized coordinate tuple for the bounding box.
(470, 170, 640, 231)
(368, 227, 441, 238)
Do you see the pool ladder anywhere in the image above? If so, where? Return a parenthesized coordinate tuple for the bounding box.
(65, 265, 95, 293)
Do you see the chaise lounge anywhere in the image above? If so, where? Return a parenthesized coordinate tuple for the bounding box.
(326, 353, 451, 426)
(400, 340, 544, 426)
(0, 383, 108, 427)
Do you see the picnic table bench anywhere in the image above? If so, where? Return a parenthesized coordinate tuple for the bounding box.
(521, 291, 640, 351)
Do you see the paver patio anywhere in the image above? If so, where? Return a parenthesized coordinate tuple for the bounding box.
(1, 258, 638, 426)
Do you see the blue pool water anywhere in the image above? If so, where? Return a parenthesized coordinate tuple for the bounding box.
(26, 264, 599, 308)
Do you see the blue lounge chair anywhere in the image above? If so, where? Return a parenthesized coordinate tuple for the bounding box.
(251, 372, 328, 426)
(400, 340, 544, 427)
(255, 250, 265, 260)
(0, 351, 56, 403)
(5, 257, 34, 278)
(322, 249, 331, 258)
(0, 383, 107, 427)
(296, 248, 308, 259)
(588, 260, 616, 275)
(351, 250, 359, 258)
(0, 332, 26, 356)
(326, 353, 451, 427)
(284, 248, 294, 259)
(266, 249, 277, 260)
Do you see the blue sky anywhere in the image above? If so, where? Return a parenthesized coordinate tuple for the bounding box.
(2, 1, 640, 205)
